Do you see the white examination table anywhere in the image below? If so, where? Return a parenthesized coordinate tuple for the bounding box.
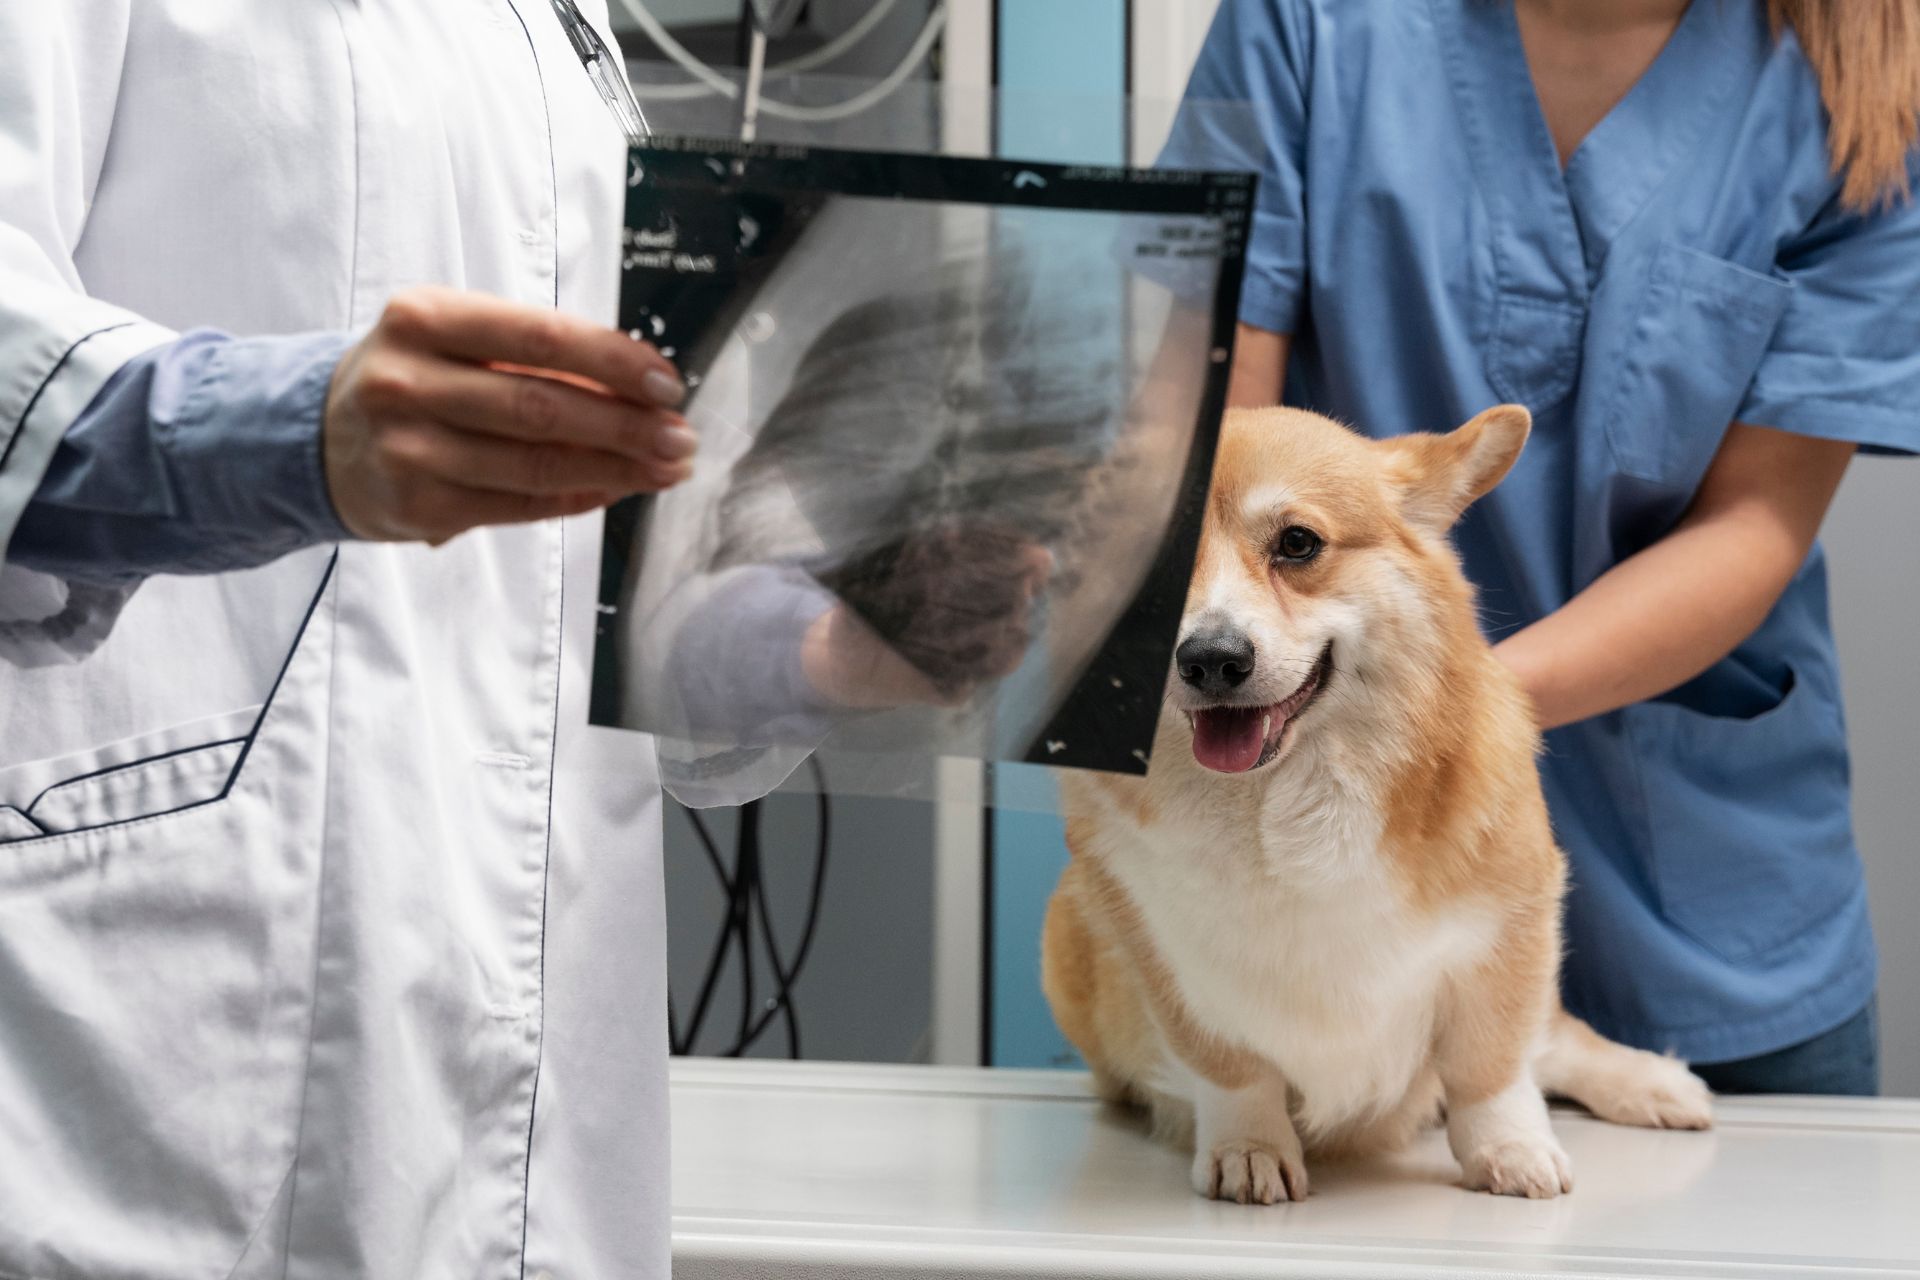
(671, 1059, 1920, 1279)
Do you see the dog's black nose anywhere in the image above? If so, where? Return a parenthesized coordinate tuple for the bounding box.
(1176, 631, 1255, 694)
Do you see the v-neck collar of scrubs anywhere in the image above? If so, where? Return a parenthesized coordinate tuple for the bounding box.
(1433, 0, 1747, 289)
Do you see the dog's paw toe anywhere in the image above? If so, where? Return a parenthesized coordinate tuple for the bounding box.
(1194, 1139, 1309, 1205)
(1460, 1138, 1572, 1199)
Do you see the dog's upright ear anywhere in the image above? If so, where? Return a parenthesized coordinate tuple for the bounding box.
(1382, 405, 1531, 534)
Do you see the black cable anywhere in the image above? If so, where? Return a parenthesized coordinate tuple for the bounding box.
(676, 808, 739, 1053)
(729, 800, 760, 1055)
(780, 759, 832, 982)
(743, 790, 802, 1057)
(675, 896, 732, 1053)
(744, 768, 819, 1056)
(683, 798, 760, 1058)
(739, 757, 831, 1049)
(749, 866, 802, 1057)
(684, 808, 732, 891)
(670, 758, 833, 1059)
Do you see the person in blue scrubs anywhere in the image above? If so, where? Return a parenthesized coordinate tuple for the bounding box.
(1173, 0, 1920, 1093)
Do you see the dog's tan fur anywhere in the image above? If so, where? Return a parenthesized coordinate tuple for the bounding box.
(1045, 407, 1711, 1204)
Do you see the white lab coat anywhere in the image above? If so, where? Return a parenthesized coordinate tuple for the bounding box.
(0, 2, 678, 1275)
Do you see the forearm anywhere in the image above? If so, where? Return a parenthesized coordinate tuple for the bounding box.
(1495, 507, 1809, 728)
(9, 330, 353, 584)
(1227, 324, 1291, 408)
(1495, 422, 1855, 729)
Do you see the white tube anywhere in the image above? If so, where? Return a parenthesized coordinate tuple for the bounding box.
(762, 7, 944, 124)
(774, 0, 904, 74)
(614, 0, 946, 124)
(740, 27, 767, 141)
(627, 0, 903, 100)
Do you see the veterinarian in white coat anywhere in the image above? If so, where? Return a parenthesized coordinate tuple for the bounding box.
(0, 3, 977, 1275)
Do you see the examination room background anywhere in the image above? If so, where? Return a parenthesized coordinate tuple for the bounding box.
(620, 0, 1920, 1097)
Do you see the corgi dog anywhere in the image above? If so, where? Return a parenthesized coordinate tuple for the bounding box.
(1045, 406, 1712, 1204)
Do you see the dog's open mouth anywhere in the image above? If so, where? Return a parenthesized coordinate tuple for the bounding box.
(1187, 643, 1333, 774)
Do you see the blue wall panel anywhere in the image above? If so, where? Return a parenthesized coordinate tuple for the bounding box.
(986, 0, 1126, 1070)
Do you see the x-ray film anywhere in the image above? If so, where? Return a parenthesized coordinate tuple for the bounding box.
(591, 138, 1252, 805)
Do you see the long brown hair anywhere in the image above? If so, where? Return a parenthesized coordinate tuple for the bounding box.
(1771, 0, 1920, 208)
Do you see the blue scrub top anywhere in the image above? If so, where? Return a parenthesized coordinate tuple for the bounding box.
(1172, 0, 1920, 1062)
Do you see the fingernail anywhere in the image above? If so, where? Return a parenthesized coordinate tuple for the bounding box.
(653, 425, 698, 461)
(643, 369, 686, 407)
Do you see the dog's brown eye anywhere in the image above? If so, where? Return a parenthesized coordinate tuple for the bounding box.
(1275, 525, 1322, 563)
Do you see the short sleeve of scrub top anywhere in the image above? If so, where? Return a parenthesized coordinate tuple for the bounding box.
(1177, 0, 1920, 1063)
(1736, 152, 1920, 457)
(1167, 0, 1312, 334)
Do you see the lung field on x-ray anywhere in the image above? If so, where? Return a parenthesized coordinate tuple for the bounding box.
(712, 243, 1131, 695)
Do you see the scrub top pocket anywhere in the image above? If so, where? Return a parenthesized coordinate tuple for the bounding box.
(1625, 662, 1855, 965)
(1602, 241, 1793, 487)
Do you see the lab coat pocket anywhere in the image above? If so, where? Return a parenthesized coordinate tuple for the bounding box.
(1602, 242, 1792, 487)
(1625, 663, 1855, 965)
(14, 732, 248, 839)
(0, 564, 336, 1279)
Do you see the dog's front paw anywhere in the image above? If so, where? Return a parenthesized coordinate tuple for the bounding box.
(1459, 1136, 1573, 1199)
(1586, 1054, 1715, 1131)
(1193, 1138, 1309, 1205)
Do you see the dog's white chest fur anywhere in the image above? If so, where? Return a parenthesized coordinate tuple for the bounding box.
(1093, 762, 1499, 1135)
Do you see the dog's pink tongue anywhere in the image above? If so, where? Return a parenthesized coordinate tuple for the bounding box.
(1191, 707, 1268, 774)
